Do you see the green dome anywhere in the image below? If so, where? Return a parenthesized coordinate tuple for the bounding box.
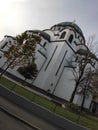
(56, 22, 83, 35)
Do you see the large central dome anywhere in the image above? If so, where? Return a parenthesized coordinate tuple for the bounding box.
(56, 22, 83, 35)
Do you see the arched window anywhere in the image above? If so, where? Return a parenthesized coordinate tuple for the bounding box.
(1, 42, 8, 49)
(43, 42, 47, 47)
(68, 34, 73, 43)
(60, 31, 66, 39)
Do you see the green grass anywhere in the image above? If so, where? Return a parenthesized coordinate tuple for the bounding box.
(0, 77, 15, 90)
(0, 76, 98, 130)
(34, 95, 56, 111)
(55, 106, 79, 122)
(79, 116, 98, 130)
(0, 76, 56, 111)
(14, 85, 34, 100)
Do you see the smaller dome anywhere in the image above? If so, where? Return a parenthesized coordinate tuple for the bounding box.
(56, 22, 83, 35)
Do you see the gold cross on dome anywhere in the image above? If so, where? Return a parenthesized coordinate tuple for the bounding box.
(71, 19, 76, 25)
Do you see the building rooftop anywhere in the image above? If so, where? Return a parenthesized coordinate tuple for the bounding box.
(55, 22, 83, 35)
(26, 30, 50, 42)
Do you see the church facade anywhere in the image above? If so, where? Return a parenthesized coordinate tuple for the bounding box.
(0, 22, 98, 111)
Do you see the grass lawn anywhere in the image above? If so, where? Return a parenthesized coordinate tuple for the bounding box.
(0, 76, 98, 130)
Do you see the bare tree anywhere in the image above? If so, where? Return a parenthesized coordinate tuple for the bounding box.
(70, 47, 97, 103)
(92, 70, 98, 97)
(86, 35, 98, 57)
(79, 68, 94, 111)
(86, 35, 95, 52)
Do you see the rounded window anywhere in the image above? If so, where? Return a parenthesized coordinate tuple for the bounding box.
(68, 34, 73, 43)
(60, 31, 66, 39)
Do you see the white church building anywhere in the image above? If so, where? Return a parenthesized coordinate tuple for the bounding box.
(0, 22, 98, 111)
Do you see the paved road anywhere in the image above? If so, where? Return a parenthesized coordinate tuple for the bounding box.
(0, 96, 65, 130)
(0, 110, 35, 130)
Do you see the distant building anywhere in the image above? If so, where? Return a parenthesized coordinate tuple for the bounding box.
(0, 22, 98, 112)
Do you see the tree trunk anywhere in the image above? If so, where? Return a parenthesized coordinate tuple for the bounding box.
(80, 85, 87, 111)
(0, 59, 15, 78)
(70, 68, 85, 103)
(70, 82, 79, 103)
(80, 94, 86, 111)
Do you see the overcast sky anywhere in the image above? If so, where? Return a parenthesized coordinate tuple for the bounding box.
(0, 0, 98, 43)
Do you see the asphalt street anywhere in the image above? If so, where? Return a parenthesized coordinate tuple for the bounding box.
(0, 110, 35, 130)
(0, 96, 65, 130)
